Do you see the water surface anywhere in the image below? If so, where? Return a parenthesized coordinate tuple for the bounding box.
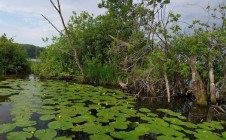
(0, 75, 225, 140)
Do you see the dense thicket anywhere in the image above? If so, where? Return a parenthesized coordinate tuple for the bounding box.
(33, 0, 226, 106)
(0, 34, 30, 74)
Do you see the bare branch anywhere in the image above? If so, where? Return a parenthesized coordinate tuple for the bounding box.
(41, 14, 62, 35)
(108, 35, 131, 47)
(50, 0, 60, 13)
(57, 0, 61, 12)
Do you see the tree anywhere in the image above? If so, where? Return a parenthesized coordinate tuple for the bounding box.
(0, 34, 29, 74)
(43, 0, 86, 81)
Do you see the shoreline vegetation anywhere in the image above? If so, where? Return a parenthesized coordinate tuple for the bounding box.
(0, 0, 226, 107)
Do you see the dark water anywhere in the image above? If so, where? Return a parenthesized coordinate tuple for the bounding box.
(0, 74, 225, 140)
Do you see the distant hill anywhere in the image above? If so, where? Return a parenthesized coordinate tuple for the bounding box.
(17, 44, 45, 59)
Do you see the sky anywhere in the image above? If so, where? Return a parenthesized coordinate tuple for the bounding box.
(0, 0, 223, 47)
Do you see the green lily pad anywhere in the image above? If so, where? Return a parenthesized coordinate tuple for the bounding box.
(222, 131, 226, 138)
(54, 136, 72, 140)
(7, 131, 32, 140)
(109, 121, 129, 130)
(157, 136, 188, 140)
(71, 125, 84, 132)
(40, 115, 55, 121)
(110, 131, 139, 140)
(170, 124, 184, 131)
(147, 112, 158, 117)
(90, 134, 113, 140)
(195, 129, 221, 140)
(133, 124, 152, 136)
(72, 115, 96, 123)
(22, 127, 36, 133)
(14, 120, 37, 127)
(34, 129, 57, 139)
(48, 120, 73, 130)
(163, 117, 185, 126)
(157, 109, 186, 119)
(83, 123, 114, 134)
(139, 108, 151, 113)
(0, 123, 16, 133)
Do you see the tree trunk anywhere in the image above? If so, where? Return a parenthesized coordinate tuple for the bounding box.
(190, 56, 208, 106)
(209, 62, 216, 104)
(164, 71, 170, 102)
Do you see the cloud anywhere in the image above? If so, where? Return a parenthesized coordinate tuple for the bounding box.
(0, 0, 223, 47)
(169, 0, 223, 26)
(0, 0, 105, 47)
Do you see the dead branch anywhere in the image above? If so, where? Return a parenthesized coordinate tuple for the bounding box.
(41, 14, 62, 35)
(211, 105, 226, 113)
(108, 35, 131, 47)
(43, 0, 86, 80)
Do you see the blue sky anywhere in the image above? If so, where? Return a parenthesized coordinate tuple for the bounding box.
(0, 0, 223, 47)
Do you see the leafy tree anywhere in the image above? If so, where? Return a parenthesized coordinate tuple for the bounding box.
(0, 34, 29, 74)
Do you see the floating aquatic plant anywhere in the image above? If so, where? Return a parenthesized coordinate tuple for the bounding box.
(7, 131, 32, 140)
(48, 120, 73, 130)
(0, 123, 15, 133)
(0, 79, 226, 140)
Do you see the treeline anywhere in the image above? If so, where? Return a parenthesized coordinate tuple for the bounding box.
(0, 34, 44, 74)
(0, 34, 30, 74)
(19, 44, 44, 59)
(33, 0, 226, 106)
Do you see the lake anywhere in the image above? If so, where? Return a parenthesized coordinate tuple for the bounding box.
(0, 75, 225, 140)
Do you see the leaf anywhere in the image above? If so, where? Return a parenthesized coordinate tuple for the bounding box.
(109, 121, 129, 130)
(139, 108, 151, 113)
(90, 134, 113, 140)
(48, 120, 73, 130)
(14, 121, 37, 127)
(54, 136, 72, 140)
(22, 127, 36, 133)
(110, 131, 139, 140)
(222, 131, 226, 138)
(7, 131, 32, 140)
(83, 123, 114, 134)
(0, 123, 15, 133)
(34, 129, 57, 140)
(40, 115, 55, 121)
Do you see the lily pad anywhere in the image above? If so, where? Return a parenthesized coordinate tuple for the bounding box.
(222, 131, 226, 138)
(48, 120, 73, 130)
(110, 131, 139, 140)
(40, 114, 55, 121)
(0, 123, 16, 133)
(7, 131, 32, 140)
(90, 134, 113, 140)
(54, 136, 72, 140)
(83, 123, 114, 134)
(22, 127, 36, 133)
(194, 129, 221, 140)
(109, 121, 129, 130)
(139, 108, 151, 113)
(14, 120, 37, 127)
(34, 129, 57, 140)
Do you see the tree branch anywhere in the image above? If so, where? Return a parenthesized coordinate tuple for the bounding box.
(41, 14, 62, 35)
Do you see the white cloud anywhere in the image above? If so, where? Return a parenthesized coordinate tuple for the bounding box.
(0, 0, 105, 47)
(0, 0, 223, 47)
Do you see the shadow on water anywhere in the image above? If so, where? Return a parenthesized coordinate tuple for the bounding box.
(135, 94, 226, 124)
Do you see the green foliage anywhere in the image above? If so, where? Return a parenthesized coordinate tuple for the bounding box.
(0, 34, 29, 74)
(84, 60, 116, 85)
(19, 44, 44, 58)
(32, 43, 78, 78)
